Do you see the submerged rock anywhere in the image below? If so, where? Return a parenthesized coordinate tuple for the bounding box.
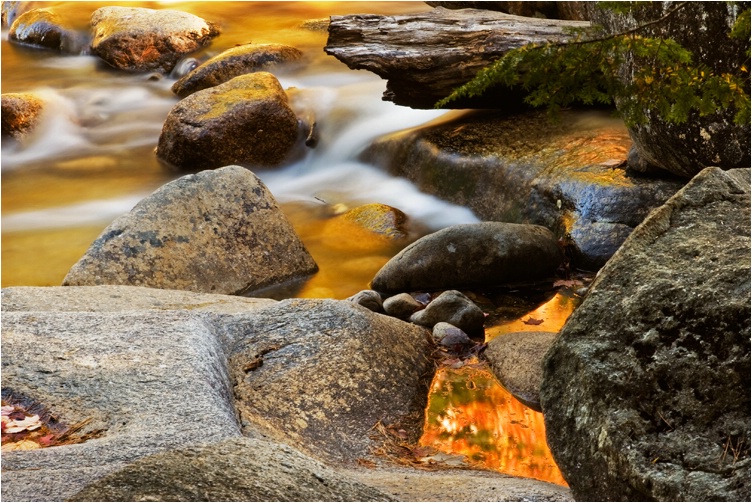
(1, 92, 44, 140)
(63, 165, 318, 295)
(172, 42, 304, 98)
(541, 167, 751, 501)
(410, 290, 485, 337)
(485, 331, 558, 412)
(329, 203, 410, 240)
(90, 6, 219, 73)
(156, 72, 300, 171)
(364, 109, 684, 269)
(372, 222, 561, 293)
(8, 7, 86, 52)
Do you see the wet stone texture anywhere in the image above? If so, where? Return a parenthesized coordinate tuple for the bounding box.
(541, 167, 751, 501)
(9, 7, 85, 52)
(63, 165, 318, 295)
(1, 92, 44, 140)
(363, 109, 685, 270)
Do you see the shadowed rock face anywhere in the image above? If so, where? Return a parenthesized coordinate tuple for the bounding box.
(90, 6, 219, 73)
(371, 222, 562, 294)
(541, 168, 751, 501)
(8, 7, 86, 52)
(63, 165, 318, 295)
(157, 72, 300, 171)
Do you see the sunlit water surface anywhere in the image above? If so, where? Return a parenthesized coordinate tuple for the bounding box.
(2, 1, 574, 486)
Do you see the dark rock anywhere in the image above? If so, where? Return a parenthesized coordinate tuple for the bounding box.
(347, 289, 383, 313)
(485, 331, 558, 412)
(156, 72, 300, 171)
(90, 6, 219, 73)
(433, 322, 472, 349)
(410, 290, 485, 337)
(324, 7, 590, 108)
(8, 7, 86, 52)
(1, 92, 44, 140)
(372, 222, 561, 293)
(364, 109, 684, 269)
(383, 293, 424, 320)
(172, 42, 303, 98)
(589, 3, 750, 178)
(63, 165, 318, 295)
(541, 167, 751, 501)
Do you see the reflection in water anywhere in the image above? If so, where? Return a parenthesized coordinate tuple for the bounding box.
(421, 361, 568, 486)
(485, 289, 582, 340)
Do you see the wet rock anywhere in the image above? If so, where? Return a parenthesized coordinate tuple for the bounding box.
(156, 72, 300, 171)
(8, 7, 85, 52)
(1, 92, 44, 140)
(0, 286, 429, 500)
(372, 222, 561, 293)
(2, 2, 37, 28)
(172, 42, 303, 98)
(589, 3, 750, 178)
(541, 167, 751, 501)
(410, 290, 485, 337)
(71, 437, 393, 502)
(63, 165, 318, 295)
(337, 203, 409, 240)
(433, 322, 472, 349)
(347, 289, 383, 313)
(363, 109, 684, 269)
(383, 293, 423, 320)
(485, 331, 558, 412)
(90, 6, 219, 73)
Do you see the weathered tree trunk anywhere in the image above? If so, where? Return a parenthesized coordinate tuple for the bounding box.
(324, 7, 590, 109)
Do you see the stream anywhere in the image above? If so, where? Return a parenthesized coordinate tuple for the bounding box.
(2, 1, 578, 486)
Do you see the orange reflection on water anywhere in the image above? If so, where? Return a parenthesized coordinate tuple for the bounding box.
(420, 361, 567, 486)
(485, 290, 580, 340)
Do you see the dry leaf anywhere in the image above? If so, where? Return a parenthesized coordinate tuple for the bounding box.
(2, 439, 41, 451)
(553, 279, 583, 288)
(523, 317, 544, 326)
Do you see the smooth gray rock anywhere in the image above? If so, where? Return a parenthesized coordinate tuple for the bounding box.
(71, 437, 393, 502)
(541, 167, 751, 501)
(63, 166, 318, 295)
(485, 331, 558, 412)
(346, 289, 383, 313)
(372, 222, 561, 293)
(383, 293, 423, 320)
(410, 290, 485, 337)
(90, 6, 219, 73)
(156, 72, 300, 171)
(172, 42, 303, 98)
(433, 322, 472, 348)
(364, 109, 684, 269)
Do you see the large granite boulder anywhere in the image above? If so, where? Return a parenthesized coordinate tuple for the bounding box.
(589, 3, 750, 178)
(364, 109, 685, 269)
(540, 167, 751, 501)
(1, 92, 44, 141)
(63, 166, 318, 295)
(172, 42, 304, 98)
(156, 72, 300, 171)
(90, 6, 219, 73)
(1, 285, 570, 501)
(371, 222, 561, 293)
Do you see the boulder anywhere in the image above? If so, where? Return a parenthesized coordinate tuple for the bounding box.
(371, 222, 562, 293)
(172, 43, 304, 98)
(324, 7, 590, 108)
(71, 437, 393, 502)
(8, 7, 86, 52)
(156, 72, 300, 171)
(410, 290, 485, 337)
(62, 166, 318, 295)
(90, 6, 219, 73)
(1, 92, 44, 140)
(588, 3, 750, 178)
(383, 292, 424, 320)
(485, 331, 558, 412)
(363, 109, 684, 269)
(540, 167, 751, 501)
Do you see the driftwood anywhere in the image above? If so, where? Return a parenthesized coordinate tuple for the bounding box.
(324, 7, 590, 108)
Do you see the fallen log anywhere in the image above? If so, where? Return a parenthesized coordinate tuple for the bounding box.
(324, 7, 590, 109)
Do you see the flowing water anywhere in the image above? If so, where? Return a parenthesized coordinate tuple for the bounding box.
(2, 1, 577, 485)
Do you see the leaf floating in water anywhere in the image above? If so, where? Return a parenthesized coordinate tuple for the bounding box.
(523, 317, 544, 325)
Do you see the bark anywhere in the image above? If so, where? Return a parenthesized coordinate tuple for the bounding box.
(324, 7, 590, 108)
